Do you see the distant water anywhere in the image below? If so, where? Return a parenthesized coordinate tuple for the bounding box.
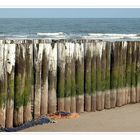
(0, 18, 140, 39)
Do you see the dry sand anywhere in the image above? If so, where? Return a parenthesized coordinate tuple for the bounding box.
(22, 103, 140, 132)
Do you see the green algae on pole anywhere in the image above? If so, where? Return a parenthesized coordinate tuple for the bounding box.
(96, 41, 105, 111)
(91, 41, 97, 112)
(100, 41, 106, 110)
(5, 41, 16, 128)
(131, 42, 137, 103)
(126, 42, 132, 104)
(64, 42, 72, 112)
(48, 40, 57, 114)
(70, 42, 76, 113)
(57, 41, 65, 111)
(116, 42, 123, 107)
(122, 41, 127, 105)
(136, 42, 140, 103)
(14, 43, 26, 126)
(33, 41, 43, 118)
(104, 42, 111, 109)
(110, 42, 117, 108)
(84, 41, 92, 112)
(0, 40, 7, 128)
(96, 42, 102, 111)
(116, 41, 127, 106)
(23, 41, 33, 122)
(75, 41, 84, 113)
(40, 42, 49, 116)
(2, 42, 8, 128)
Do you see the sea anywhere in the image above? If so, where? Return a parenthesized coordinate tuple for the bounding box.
(0, 18, 140, 40)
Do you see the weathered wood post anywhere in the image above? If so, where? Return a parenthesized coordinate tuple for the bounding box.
(91, 41, 96, 112)
(84, 40, 92, 112)
(40, 42, 49, 116)
(64, 42, 72, 112)
(70, 42, 76, 113)
(57, 41, 65, 111)
(126, 42, 132, 104)
(75, 40, 84, 113)
(34, 40, 43, 118)
(96, 41, 104, 111)
(104, 42, 111, 109)
(131, 42, 137, 103)
(0, 40, 7, 128)
(116, 42, 123, 107)
(122, 41, 127, 105)
(23, 41, 33, 122)
(5, 41, 16, 128)
(110, 42, 117, 108)
(14, 42, 25, 126)
(48, 40, 57, 114)
(136, 41, 140, 103)
(31, 58, 34, 118)
(101, 41, 106, 110)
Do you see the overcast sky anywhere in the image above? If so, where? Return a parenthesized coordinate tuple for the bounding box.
(0, 8, 140, 18)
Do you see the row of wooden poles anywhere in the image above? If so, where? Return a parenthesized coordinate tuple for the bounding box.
(0, 39, 140, 129)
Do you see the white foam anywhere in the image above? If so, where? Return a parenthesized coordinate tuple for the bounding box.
(37, 32, 64, 36)
(1, 32, 140, 40)
(84, 33, 140, 40)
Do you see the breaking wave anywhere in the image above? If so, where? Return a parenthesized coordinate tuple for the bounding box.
(37, 32, 64, 36)
(1, 33, 140, 40)
(37, 32, 66, 38)
(83, 33, 140, 40)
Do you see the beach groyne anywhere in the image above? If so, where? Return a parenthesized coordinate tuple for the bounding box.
(0, 39, 140, 129)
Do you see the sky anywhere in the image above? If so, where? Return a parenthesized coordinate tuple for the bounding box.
(0, 8, 140, 18)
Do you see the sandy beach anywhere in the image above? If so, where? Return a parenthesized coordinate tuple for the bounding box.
(22, 103, 140, 132)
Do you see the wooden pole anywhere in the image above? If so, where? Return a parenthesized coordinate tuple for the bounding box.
(70, 42, 76, 113)
(91, 41, 96, 112)
(5, 41, 16, 128)
(126, 42, 132, 104)
(33, 41, 43, 118)
(122, 41, 127, 105)
(14, 43, 25, 126)
(64, 42, 72, 112)
(40, 42, 49, 115)
(101, 41, 106, 110)
(136, 41, 140, 103)
(0, 40, 7, 128)
(105, 41, 111, 109)
(48, 40, 57, 114)
(96, 41, 103, 111)
(110, 42, 117, 108)
(23, 41, 33, 122)
(116, 42, 123, 107)
(57, 41, 65, 111)
(75, 41, 84, 113)
(84, 41, 92, 112)
(131, 42, 137, 103)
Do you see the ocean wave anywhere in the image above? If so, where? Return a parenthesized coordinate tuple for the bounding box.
(83, 33, 140, 40)
(0, 33, 140, 40)
(0, 34, 29, 38)
(37, 32, 65, 36)
(36, 32, 67, 39)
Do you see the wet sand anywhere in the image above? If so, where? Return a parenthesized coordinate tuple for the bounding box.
(23, 103, 140, 132)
